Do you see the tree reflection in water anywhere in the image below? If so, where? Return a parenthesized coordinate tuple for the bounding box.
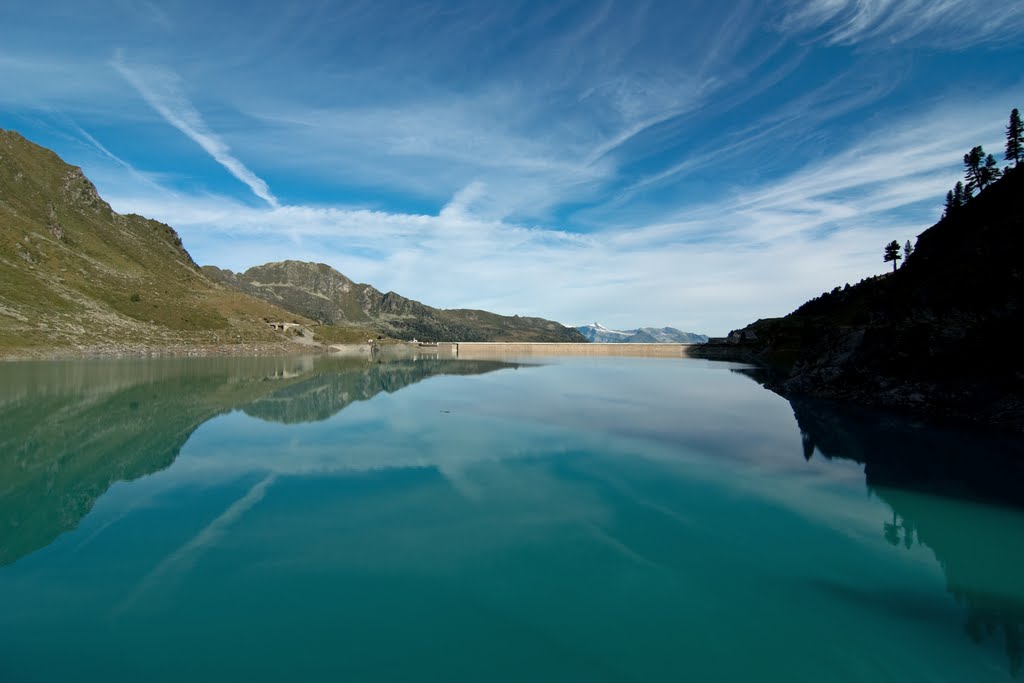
(737, 366, 1024, 677)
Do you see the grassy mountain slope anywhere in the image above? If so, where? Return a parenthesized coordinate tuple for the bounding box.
(203, 260, 587, 342)
(696, 166, 1024, 430)
(0, 129, 311, 356)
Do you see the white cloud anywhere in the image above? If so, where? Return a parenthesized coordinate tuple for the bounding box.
(0, 54, 126, 113)
(610, 65, 897, 208)
(781, 0, 1024, 46)
(112, 53, 280, 208)
(67, 122, 169, 193)
(5, 3, 1019, 337)
(100, 96, 1012, 336)
(215, 5, 790, 223)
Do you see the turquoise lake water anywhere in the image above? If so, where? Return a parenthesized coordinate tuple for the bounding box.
(1, 354, 1022, 681)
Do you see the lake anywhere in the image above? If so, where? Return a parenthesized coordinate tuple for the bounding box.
(1, 353, 1022, 682)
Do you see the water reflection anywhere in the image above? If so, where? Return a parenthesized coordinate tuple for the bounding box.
(242, 357, 513, 424)
(3, 356, 1023, 679)
(0, 353, 517, 566)
(763, 378, 1024, 676)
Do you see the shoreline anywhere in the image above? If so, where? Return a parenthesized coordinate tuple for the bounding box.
(0, 341, 328, 362)
(0, 341, 706, 362)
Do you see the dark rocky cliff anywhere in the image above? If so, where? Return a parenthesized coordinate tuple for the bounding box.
(695, 166, 1024, 431)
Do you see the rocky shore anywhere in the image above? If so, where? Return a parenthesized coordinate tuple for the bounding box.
(0, 340, 325, 361)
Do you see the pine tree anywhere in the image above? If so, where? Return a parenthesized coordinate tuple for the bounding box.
(964, 146, 1002, 194)
(1006, 108, 1023, 166)
(954, 180, 969, 205)
(903, 239, 914, 264)
(964, 146, 985, 195)
(980, 153, 1003, 188)
(943, 190, 954, 218)
(884, 240, 902, 272)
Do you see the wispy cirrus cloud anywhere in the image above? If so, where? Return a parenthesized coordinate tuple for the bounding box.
(65, 121, 170, 192)
(112, 53, 279, 208)
(781, 0, 1024, 46)
(607, 64, 900, 211)
(103, 95, 1012, 335)
(5, 1, 1022, 334)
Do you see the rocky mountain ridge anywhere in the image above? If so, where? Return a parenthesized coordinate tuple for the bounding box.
(576, 322, 708, 344)
(204, 260, 586, 343)
(0, 128, 313, 356)
(0, 129, 583, 354)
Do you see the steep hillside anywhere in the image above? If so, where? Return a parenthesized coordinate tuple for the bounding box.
(204, 260, 587, 343)
(577, 323, 707, 343)
(0, 129, 312, 356)
(695, 166, 1024, 430)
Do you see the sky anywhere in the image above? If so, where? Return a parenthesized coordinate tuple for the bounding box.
(1, 1, 1022, 335)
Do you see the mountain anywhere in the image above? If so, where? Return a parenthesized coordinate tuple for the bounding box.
(694, 165, 1024, 431)
(0, 129, 311, 356)
(0, 355, 516, 566)
(577, 323, 708, 344)
(203, 260, 587, 343)
(0, 129, 580, 354)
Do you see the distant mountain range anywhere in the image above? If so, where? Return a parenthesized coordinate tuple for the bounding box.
(0, 128, 583, 355)
(204, 261, 585, 343)
(576, 323, 708, 344)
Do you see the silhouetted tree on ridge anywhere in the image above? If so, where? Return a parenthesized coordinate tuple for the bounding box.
(981, 152, 1002, 186)
(903, 240, 914, 264)
(954, 180, 968, 206)
(938, 109, 1018, 222)
(1007, 108, 1023, 166)
(963, 145, 1001, 195)
(942, 176, 969, 220)
(883, 240, 902, 272)
(943, 190, 955, 218)
(964, 146, 984, 194)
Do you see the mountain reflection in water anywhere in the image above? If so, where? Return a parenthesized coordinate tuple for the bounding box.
(0, 353, 518, 566)
(2, 357, 1023, 680)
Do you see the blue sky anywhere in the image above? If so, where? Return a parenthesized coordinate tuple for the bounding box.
(2, 1, 1022, 334)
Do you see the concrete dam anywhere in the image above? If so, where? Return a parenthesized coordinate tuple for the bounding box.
(436, 342, 697, 358)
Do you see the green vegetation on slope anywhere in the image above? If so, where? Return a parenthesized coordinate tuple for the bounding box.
(1, 130, 581, 353)
(0, 129, 313, 355)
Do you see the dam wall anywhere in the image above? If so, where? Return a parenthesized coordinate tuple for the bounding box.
(440, 342, 696, 358)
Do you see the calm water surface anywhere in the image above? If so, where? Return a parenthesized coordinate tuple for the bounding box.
(1, 354, 1022, 681)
